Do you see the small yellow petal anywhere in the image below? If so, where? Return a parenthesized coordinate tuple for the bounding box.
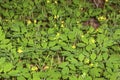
(80, 8, 83, 11)
(61, 21, 64, 24)
(72, 45, 76, 49)
(17, 49, 23, 53)
(27, 20, 32, 25)
(61, 24, 64, 27)
(55, 1, 57, 4)
(89, 63, 94, 67)
(90, 38, 95, 44)
(34, 20, 37, 24)
(47, 0, 50, 3)
(84, 58, 90, 64)
(76, 21, 79, 24)
(56, 33, 60, 36)
(81, 35, 84, 38)
(43, 66, 49, 70)
(31, 66, 38, 71)
(105, 0, 108, 2)
(54, 15, 59, 19)
(98, 16, 106, 21)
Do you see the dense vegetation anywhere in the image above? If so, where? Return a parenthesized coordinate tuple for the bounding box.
(0, 0, 120, 80)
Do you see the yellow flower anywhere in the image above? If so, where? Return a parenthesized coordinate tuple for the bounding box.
(43, 66, 49, 70)
(34, 20, 37, 24)
(47, 0, 50, 3)
(61, 21, 64, 24)
(54, 15, 59, 19)
(81, 72, 86, 78)
(105, 0, 108, 2)
(61, 24, 64, 27)
(54, 1, 57, 4)
(31, 66, 38, 71)
(76, 21, 79, 24)
(98, 16, 106, 21)
(84, 58, 90, 64)
(5, 20, 8, 22)
(72, 45, 76, 49)
(89, 63, 94, 67)
(81, 35, 84, 38)
(27, 20, 32, 25)
(53, 37, 57, 40)
(80, 8, 83, 11)
(56, 33, 60, 37)
(89, 38, 95, 44)
(91, 39, 95, 43)
(54, 24, 57, 27)
(17, 48, 23, 53)
(54, 15, 57, 19)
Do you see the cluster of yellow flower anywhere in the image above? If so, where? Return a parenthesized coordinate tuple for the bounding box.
(17, 48, 23, 53)
(61, 20, 65, 28)
(98, 16, 107, 21)
(47, 0, 58, 4)
(105, 0, 108, 2)
(27, 20, 37, 25)
(54, 15, 59, 19)
(72, 45, 76, 49)
(31, 66, 38, 71)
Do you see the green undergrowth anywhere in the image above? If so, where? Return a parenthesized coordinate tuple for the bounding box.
(0, 0, 120, 80)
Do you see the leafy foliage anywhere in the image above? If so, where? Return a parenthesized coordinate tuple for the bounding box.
(0, 0, 120, 80)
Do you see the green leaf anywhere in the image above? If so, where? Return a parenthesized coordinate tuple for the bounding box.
(96, 54, 102, 61)
(115, 29, 120, 34)
(0, 58, 6, 65)
(0, 28, 2, 36)
(60, 34, 68, 41)
(62, 67, 69, 75)
(58, 40, 67, 47)
(48, 41, 56, 47)
(86, 76, 92, 80)
(59, 62, 68, 68)
(103, 40, 113, 47)
(3, 63, 13, 72)
(21, 26, 27, 33)
(77, 43, 86, 47)
(94, 78, 105, 80)
(68, 58, 78, 64)
(47, 70, 61, 79)
(41, 42, 47, 48)
(97, 34, 105, 44)
(0, 58, 6, 72)
(90, 68, 101, 77)
(33, 72, 40, 80)
(8, 70, 20, 76)
(48, 28, 55, 34)
(50, 45, 61, 51)
(69, 76, 77, 80)
(68, 32, 76, 40)
(68, 64, 76, 71)
(11, 23, 20, 32)
(102, 53, 108, 60)
(28, 39, 34, 46)
(17, 76, 26, 80)
(86, 45, 92, 51)
(90, 53, 96, 60)
(81, 37, 88, 44)
(110, 73, 119, 80)
(0, 33, 5, 41)
(78, 54, 85, 61)
(24, 73, 31, 78)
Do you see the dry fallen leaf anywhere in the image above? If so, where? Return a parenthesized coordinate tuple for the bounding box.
(83, 18, 100, 29)
(89, 0, 105, 8)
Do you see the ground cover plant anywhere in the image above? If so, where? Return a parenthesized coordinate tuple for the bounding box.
(0, 0, 120, 80)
